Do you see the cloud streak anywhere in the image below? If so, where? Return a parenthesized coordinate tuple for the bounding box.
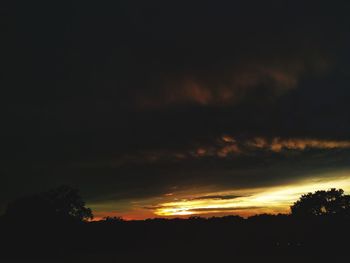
(85, 136, 350, 169)
(150, 174, 350, 217)
(190, 137, 350, 159)
(191, 195, 241, 201)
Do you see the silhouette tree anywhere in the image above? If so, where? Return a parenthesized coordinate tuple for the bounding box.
(5, 185, 93, 223)
(291, 188, 350, 217)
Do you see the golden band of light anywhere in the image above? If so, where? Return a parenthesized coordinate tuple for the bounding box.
(154, 175, 350, 217)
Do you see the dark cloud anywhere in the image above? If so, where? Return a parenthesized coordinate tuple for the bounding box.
(191, 195, 242, 201)
(2, 0, 350, 215)
(188, 206, 262, 212)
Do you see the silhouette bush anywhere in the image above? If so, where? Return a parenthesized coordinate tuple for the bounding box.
(102, 216, 124, 223)
(291, 188, 350, 217)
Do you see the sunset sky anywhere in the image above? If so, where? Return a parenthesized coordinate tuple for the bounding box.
(2, 1, 350, 220)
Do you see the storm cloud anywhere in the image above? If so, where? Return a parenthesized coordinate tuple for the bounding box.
(2, 0, 350, 217)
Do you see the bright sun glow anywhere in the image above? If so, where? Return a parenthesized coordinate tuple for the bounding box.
(154, 172, 350, 217)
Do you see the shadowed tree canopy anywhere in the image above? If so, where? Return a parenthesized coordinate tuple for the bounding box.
(4, 185, 93, 223)
(291, 188, 350, 217)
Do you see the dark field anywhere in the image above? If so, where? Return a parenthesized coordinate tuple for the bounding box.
(1, 215, 349, 263)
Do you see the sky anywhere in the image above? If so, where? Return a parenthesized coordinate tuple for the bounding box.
(2, 1, 350, 219)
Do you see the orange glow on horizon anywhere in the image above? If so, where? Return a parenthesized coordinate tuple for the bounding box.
(89, 170, 350, 220)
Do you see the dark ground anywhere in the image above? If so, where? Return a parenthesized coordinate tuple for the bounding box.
(1, 215, 349, 263)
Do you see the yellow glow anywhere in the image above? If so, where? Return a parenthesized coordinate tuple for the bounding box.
(154, 173, 350, 217)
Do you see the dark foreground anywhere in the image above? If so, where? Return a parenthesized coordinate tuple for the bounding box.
(1, 215, 349, 263)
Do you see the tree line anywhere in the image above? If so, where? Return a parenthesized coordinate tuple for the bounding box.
(2, 186, 350, 223)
